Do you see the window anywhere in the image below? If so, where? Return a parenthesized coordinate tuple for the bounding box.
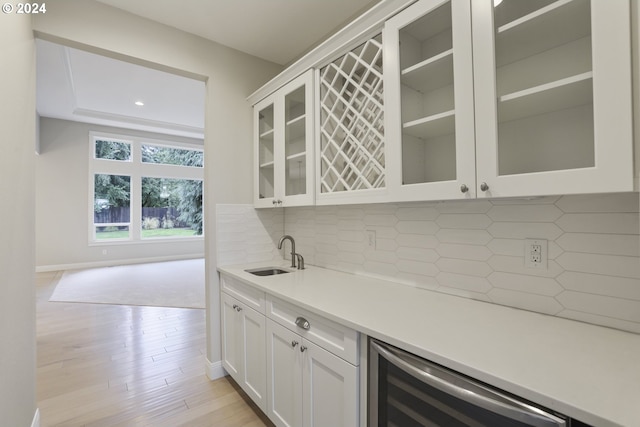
(89, 132, 204, 243)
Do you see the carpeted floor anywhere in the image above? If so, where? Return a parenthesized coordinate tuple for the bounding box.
(49, 258, 205, 309)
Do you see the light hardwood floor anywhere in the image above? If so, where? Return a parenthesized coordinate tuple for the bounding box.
(36, 271, 274, 427)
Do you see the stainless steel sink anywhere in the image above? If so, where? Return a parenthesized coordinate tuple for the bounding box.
(245, 267, 290, 276)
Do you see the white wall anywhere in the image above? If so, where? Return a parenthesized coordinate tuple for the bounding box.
(36, 118, 205, 270)
(0, 12, 37, 427)
(32, 0, 283, 365)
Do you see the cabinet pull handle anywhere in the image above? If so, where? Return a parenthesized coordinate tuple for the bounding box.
(460, 184, 469, 193)
(291, 340, 298, 348)
(480, 182, 489, 192)
(295, 317, 310, 330)
(300, 345, 307, 353)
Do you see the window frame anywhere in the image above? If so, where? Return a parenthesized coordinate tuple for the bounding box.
(89, 131, 204, 245)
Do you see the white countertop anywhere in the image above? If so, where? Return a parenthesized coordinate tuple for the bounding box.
(218, 262, 640, 427)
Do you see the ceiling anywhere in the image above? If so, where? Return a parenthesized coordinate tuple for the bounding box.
(36, 0, 380, 140)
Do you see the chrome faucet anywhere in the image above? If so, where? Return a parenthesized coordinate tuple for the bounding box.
(278, 235, 304, 269)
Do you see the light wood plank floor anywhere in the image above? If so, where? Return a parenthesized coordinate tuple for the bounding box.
(36, 271, 274, 427)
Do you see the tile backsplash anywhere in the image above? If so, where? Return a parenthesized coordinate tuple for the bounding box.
(215, 204, 283, 266)
(217, 193, 640, 334)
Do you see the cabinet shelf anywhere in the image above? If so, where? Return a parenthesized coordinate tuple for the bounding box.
(260, 128, 274, 140)
(496, 0, 590, 67)
(286, 114, 306, 141)
(403, 109, 455, 140)
(286, 152, 305, 162)
(260, 160, 275, 169)
(498, 71, 592, 123)
(401, 49, 454, 93)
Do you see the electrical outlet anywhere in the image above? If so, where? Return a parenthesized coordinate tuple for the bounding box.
(366, 230, 376, 249)
(525, 239, 547, 269)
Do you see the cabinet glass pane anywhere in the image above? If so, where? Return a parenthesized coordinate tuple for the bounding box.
(258, 104, 275, 200)
(398, 1, 457, 185)
(494, 0, 594, 176)
(318, 34, 385, 193)
(285, 86, 307, 196)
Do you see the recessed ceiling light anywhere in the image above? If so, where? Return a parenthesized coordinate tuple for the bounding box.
(134, 101, 144, 106)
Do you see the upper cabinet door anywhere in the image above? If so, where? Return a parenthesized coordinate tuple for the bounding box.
(384, 0, 477, 201)
(472, 0, 634, 198)
(316, 34, 389, 205)
(254, 70, 314, 208)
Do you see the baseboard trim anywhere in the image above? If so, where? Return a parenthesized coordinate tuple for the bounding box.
(31, 408, 40, 427)
(36, 254, 205, 273)
(205, 358, 227, 381)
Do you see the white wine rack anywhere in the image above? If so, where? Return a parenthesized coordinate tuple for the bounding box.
(318, 34, 385, 194)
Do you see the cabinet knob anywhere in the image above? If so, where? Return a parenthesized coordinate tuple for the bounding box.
(272, 200, 277, 205)
(291, 340, 299, 348)
(480, 182, 489, 192)
(295, 317, 310, 330)
(232, 304, 238, 310)
(300, 345, 307, 353)
(460, 184, 469, 193)
(236, 306, 242, 312)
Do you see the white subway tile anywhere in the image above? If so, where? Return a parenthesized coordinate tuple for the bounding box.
(436, 214, 492, 229)
(556, 253, 640, 279)
(487, 204, 563, 222)
(488, 289, 563, 315)
(396, 247, 439, 262)
(557, 272, 640, 301)
(363, 261, 400, 277)
(396, 207, 439, 220)
(556, 291, 640, 323)
(556, 233, 639, 257)
(337, 240, 366, 253)
(395, 220, 440, 235)
(488, 255, 563, 278)
(436, 229, 493, 245)
(488, 272, 563, 296)
(556, 213, 639, 234)
(556, 193, 639, 213)
(396, 234, 439, 248)
(436, 258, 493, 277)
(376, 238, 398, 251)
(338, 230, 365, 242)
(337, 251, 366, 266)
(373, 226, 399, 239)
(364, 214, 399, 227)
(436, 199, 492, 213)
(436, 243, 493, 261)
(365, 250, 398, 264)
(487, 222, 563, 240)
(436, 272, 492, 293)
(487, 238, 522, 256)
(338, 219, 366, 231)
(396, 259, 439, 277)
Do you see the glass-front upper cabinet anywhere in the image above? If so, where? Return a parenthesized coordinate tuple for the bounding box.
(384, 0, 476, 201)
(473, 0, 633, 197)
(254, 70, 314, 208)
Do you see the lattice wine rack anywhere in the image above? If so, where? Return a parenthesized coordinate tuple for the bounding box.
(318, 34, 385, 194)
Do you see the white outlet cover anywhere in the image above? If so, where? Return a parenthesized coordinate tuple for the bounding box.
(524, 238, 547, 269)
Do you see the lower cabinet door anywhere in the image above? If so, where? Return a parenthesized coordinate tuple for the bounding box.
(221, 293, 241, 378)
(303, 339, 359, 427)
(266, 320, 303, 427)
(241, 305, 267, 411)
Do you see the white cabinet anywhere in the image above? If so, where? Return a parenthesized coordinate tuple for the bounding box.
(473, 0, 633, 197)
(384, 0, 476, 201)
(384, 0, 634, 201)
(220, 277, 267, 411)
(316, 34, 389, 205)
(265, 297, 359, 427)
(254, 70, 315, 208)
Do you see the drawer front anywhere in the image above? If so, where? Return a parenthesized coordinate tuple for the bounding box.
(220, 274, 266, 314)
(267, 296, 359, 365)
